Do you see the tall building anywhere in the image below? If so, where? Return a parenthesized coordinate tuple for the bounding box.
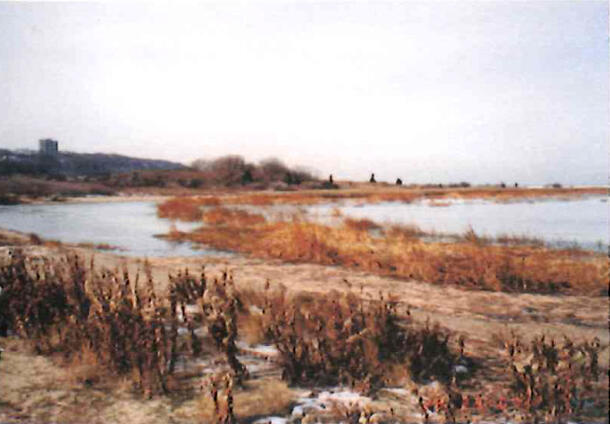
(39, 139, 59, 156)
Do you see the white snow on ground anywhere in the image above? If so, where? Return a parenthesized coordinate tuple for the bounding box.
(249, 344, 280, 356)
(236, 341, 279, 357)
(382, 387, 410, 397)
(253, 417, 289, 424)
(291, 389, 371, 418)
(176, 303, 201, 321)
(453, 364, 469, 374)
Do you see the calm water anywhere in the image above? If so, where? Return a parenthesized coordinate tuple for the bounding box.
(309, 196, 609, 251)
(0, 197, 607, 255)
(0, 201, 222, 257)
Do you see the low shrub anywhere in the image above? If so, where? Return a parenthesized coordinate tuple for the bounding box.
(244, 284, 462, 393)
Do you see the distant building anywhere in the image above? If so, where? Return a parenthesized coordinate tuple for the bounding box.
(39, 139, 59, 156)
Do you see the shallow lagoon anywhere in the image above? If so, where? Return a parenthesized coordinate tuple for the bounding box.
(0, 195, 607, 255)
(0, 201, 211, 257)
(308, 195, 608, 251)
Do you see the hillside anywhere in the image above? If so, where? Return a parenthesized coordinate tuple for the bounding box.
(0, 149, 185, 176)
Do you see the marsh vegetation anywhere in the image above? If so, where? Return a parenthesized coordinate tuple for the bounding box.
(0, 185, 607, 423)
(159, 201, 607, 296)
(0, 246, 607, 423)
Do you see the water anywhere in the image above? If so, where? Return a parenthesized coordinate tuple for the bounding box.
(309, 196, 609, 251)
(0, 197, 607, 256)
(0, 201, 226, 257)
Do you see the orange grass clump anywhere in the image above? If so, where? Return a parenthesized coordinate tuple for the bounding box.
(157, 196, 220, 221)
(165, 216, 608, 296)
(202, 207, 266, 227)
(343, 217, 381, 232)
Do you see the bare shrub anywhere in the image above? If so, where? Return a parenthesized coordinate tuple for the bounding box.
(0, 253, 248, 396)
(245, 284, 461, 394)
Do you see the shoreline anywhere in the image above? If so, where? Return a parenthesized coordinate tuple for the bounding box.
(3, 184, 607, 206)
(13, 193, 171, 205)
(1, 226, 607, 341)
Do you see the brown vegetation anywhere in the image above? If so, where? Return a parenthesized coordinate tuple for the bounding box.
(0, 251, 248, 397)
(417, 332, 608, 424)
(243, 284, 462, 393)
(499, 332, 604, 420)
(1, 247, 608, 423)
(164, 211, 607, 296)
(156, 186, 606, 212)
(157, 196, 209, 221)
(0, 175, 116, 201)
(202, 207, 266, 227)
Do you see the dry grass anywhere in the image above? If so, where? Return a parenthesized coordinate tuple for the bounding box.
(156, 186, 606, 214)
(76, 242, 121, 251)
(424, 332, 609, 424)
(0, 252, 250, 397)
(0, 253, 182, 395)
(499, 332, 605, 417)
(343, 217, 381, 232)
(202, 207, 266, 227)
(0, 337, 209, 424)
(0, 175, 116, 201)
(1, 245, 608, 423)
(157, 196, 208, 221)
(197, 377, 294, 423)
(234, 378, 294, 420)
(166, 216, 607, 296)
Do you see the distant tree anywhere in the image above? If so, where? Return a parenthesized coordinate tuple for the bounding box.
(191, 155, 316, 187)
(210, 155, 248, 185)
(191, 158, 210, 171)
(260, 158, 290, 182)
(283, 172, 295, 185)
(396, 178, 402, 185)
(291, 167, 316, 184)
(369, 173, 376, 183)
(188, 178, 204, 189)
(241, 168, 254, 185)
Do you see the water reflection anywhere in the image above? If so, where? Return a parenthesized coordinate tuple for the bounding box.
(0, 196, 607, 256)
(308, 196, 608, 251)
(0, 201, 226, 257)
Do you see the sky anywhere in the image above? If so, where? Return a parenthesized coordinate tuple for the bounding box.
(0, 1, 607, 185)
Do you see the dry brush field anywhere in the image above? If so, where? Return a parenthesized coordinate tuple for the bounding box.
(0, 186, 608, 424)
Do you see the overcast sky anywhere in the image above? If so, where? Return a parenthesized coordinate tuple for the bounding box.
(0, 1, 607, 184)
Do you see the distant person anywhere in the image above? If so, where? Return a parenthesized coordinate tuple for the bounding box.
(369, 173, 376, 183)
(396, 178, 402, 186)
(329, 174, 333, 184)
(514, 182, 518, 188)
